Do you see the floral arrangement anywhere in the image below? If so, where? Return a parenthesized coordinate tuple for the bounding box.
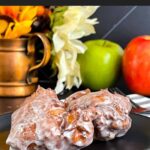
(50, 6, 99, 93)
(0, 6, 99, 93)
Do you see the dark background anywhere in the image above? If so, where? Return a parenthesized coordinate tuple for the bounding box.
(39, 6, 150, 94)
(89, 6, 150, 47)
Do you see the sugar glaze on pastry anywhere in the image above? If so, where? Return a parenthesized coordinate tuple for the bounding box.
(6, 86, 132, 150)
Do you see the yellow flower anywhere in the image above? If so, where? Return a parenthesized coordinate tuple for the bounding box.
(4, 21, 33, 39)
(0, 6, 49, 39)
(0, 6, 20, 20)
(19, 6, 38, 21)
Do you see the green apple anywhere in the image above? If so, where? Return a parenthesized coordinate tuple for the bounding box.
(77, 39, 124, 90)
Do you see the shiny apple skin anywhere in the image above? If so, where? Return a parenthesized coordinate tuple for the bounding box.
(123, 35, 150, 96)
(78, 39, 123, 91)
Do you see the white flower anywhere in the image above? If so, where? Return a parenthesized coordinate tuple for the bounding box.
(52, 6, 100, 94)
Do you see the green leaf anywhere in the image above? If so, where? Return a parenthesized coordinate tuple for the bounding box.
(50, 6, 68, 29)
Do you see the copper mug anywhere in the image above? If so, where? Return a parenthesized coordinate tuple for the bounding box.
(0, 33, 51, 97)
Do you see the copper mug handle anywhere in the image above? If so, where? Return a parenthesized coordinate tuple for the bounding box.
(26, 33, 51, 84)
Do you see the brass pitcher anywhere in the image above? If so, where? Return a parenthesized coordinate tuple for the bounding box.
(0, 33, 51, 97)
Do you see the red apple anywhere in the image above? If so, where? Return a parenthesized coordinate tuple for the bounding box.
(123, 35, 150, 96)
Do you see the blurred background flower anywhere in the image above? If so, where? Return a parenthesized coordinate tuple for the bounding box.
(0, 6, 51, 39)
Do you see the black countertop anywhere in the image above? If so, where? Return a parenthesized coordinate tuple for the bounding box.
(0, 97, 25, 132)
